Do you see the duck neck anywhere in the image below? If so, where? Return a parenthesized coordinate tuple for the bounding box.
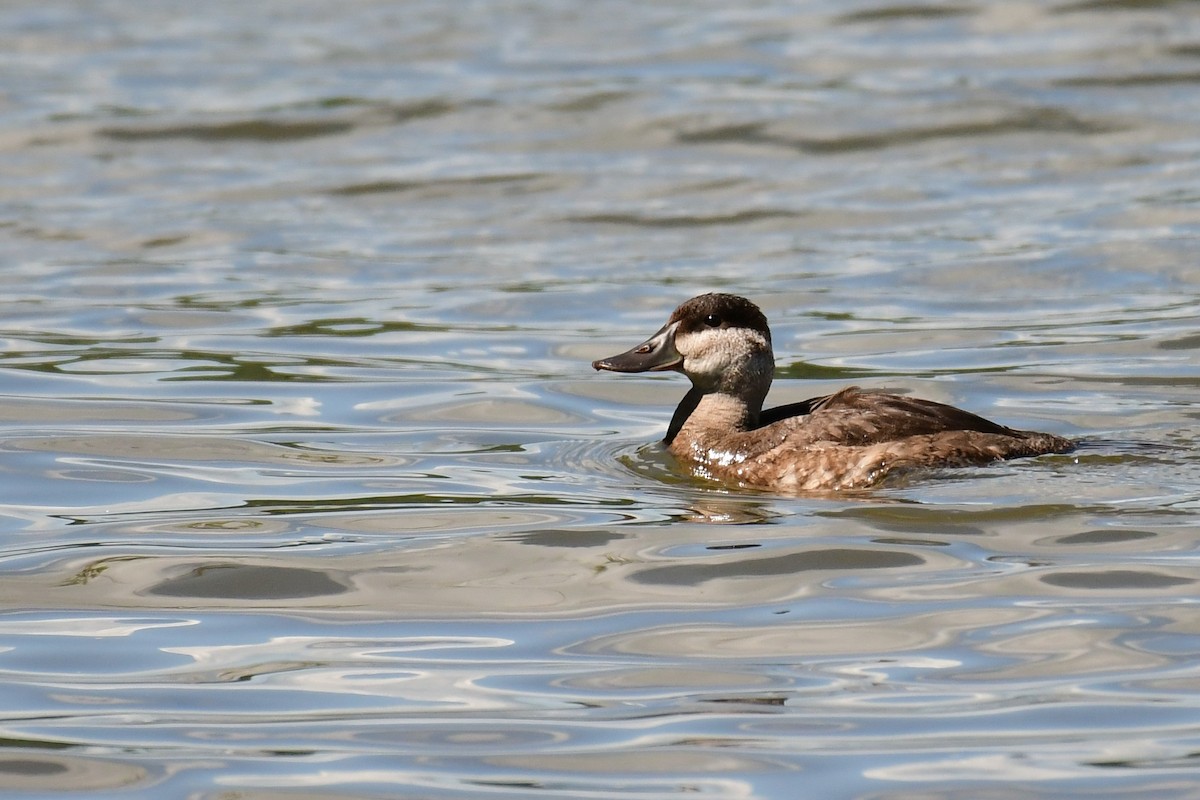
(664, 388, 763, 445)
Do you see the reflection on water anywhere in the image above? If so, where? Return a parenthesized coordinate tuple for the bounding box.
(147, 563, 350, 599)
(1, 0, 1200, 797)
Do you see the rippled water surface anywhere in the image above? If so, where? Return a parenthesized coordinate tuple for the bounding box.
(3, 1, 1200, 797)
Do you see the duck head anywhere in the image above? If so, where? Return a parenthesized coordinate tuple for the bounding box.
(592, 293, 776, 407)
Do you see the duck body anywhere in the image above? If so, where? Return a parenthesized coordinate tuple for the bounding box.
(593, 293, 1073, 492)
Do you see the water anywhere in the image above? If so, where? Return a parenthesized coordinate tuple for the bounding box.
(2, 0, 1200, 797)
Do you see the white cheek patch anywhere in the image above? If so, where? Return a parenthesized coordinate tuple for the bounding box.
(675, 328, 730, 376)
(676, 328, 768, 380)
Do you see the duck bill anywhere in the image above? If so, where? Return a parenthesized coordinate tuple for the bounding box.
(592, 321, 682, 373)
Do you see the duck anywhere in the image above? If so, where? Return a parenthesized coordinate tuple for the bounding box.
(592, 293, 1074, 491)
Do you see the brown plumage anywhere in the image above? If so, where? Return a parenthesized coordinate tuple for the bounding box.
(593, 293, 1074, 491)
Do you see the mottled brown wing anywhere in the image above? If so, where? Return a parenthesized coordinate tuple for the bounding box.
(759, 386, 1020, 446)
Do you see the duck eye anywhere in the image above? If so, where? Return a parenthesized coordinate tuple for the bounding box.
(703, 314, 722, 328)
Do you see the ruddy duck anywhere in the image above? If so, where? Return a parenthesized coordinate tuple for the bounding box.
(593, 293, 1074, 491)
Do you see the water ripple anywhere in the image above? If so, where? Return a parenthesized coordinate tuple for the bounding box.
(2, 0, 1199, 796)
